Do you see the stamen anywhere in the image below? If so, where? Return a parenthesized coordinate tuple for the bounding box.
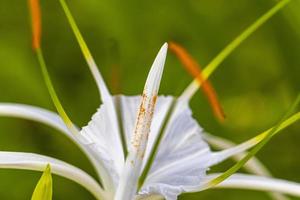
(28, 0, 78, 135)
(169, 41, 225, 122)
(204, 93, 300, 190)
(181, 0, 291, 100)
(58, 0, 110, 100)
(28, 0, 41, 50)
(36, 49, 78, 134)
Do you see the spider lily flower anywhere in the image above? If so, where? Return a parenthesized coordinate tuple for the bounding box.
(0, 0, 300, 200)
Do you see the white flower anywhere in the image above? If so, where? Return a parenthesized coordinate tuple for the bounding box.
(0, 0, 299, 200)
(2, 42, 300, 200)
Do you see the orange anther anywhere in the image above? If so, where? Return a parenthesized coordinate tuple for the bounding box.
(169, 41, 225, 122)
(28, 0, 41, 50)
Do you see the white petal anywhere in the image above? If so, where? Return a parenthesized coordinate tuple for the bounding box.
(203, 133, 290, 200)
(114, 96, 212, 200)
(114, 93, 293, 200)
(140, 99, 212, 200)
(135, 194, 164, 200)
(205, 134, 259, 168)
(80, 103, 124, 191)
(187, 173, 300, 197)
(87, 59, 111, 102)
(0, 103, 68, 135)
(0, 103, 112, 193)
(115, 43, 168, 200)
(203, 133, 271, 175)
(81, 64, 125, 193)
(0, 151, 107, 200)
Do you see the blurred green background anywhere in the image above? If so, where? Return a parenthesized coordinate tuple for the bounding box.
(1, 0, 300, 199)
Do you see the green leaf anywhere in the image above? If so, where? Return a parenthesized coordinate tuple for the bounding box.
(31, 164, 53, 200)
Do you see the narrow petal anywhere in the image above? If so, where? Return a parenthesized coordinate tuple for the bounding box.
(206, 111, 300, 168)
(0, 151, 107, 200)
(0, 103, 111, 187)
(203, 133, 290, 200)
(115, 43, 168, 200)
(204, 133, 271, 175)
(180, 0, 291, 100)
(187, 173, 300, 197)
(0, 103, 68, 134)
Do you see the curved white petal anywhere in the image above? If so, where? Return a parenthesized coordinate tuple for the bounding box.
(82, 69, 124, 191)
(0, 103, 113, 192)
(187, 173, 300, 197)
(87, 58, 112, 102)
(116, 95, 213, 199)
(80, 104, 124, 190)
(58, 7, 124, 186)
(203, 133, 290, 200)
(139, 100, 212, 200)
(0, 103, 68, 135)
(203, 133, 271, 175)
(0, 151, 107, 200)
(205, 135, 259, 168)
